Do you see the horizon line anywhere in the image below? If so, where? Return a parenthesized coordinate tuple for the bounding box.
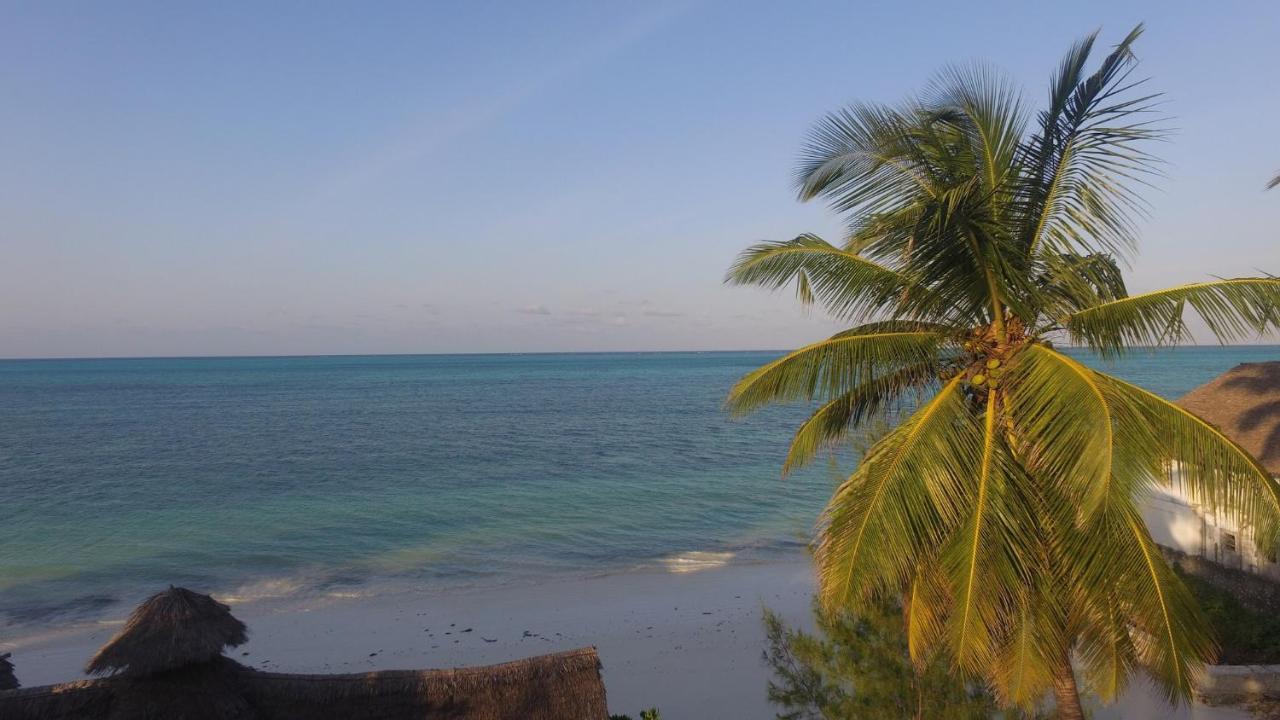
(4, 343, 1279, 363)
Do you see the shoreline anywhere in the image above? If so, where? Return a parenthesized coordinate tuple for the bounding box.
(5, 556, 818, 716)
(1, 554, 1254, 718)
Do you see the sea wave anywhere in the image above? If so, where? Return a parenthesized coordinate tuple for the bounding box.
(658, 550, 736, 573)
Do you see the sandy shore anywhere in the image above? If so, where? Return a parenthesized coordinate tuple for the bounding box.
(1, 556, 1253, 719)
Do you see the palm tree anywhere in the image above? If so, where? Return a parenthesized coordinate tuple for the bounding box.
(725, 25, 1280, 718)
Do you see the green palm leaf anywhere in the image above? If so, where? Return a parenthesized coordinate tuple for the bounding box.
(1100, 372, 1280, 539)
(1075, 506, 1216, 702)
(1005, 344, 1113, 516)
(781, 361, 939, 475)
(816, 375, 974, 610)
(1018, 24, 1161, 261)
(1063, 278, 1280, 356)
(725, 234, 930, 321)
(725, 329, 946, 417)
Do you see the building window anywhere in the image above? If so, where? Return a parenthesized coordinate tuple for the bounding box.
(1222, 532, 1238, 554)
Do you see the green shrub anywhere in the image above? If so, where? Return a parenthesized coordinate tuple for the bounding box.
(762, 600, 1005, 719)
(609, 709, 660, 720)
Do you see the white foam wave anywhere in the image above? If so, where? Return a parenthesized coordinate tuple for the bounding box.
(659, 550, 736, 574)
(218, 577, 307, 604)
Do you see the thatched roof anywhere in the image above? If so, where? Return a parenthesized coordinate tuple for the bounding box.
(0, 649, 608, 720)
(1178, 361, 1280, 475)
(86, 587, 248, 677)
(3, 585, 607, 718)
(0, 653, 17, 691)
(240, 647, 607, 719)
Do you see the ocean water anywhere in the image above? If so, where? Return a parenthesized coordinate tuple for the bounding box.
(2, 346, 1277, 638)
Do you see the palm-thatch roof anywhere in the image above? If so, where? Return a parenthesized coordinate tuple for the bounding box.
(1178, 361, 1280, 475)
(0, 587, 609, 719)
(86, 586, 249, 677)
(0, 650, 607, 720)
(0, 653, 18, 691)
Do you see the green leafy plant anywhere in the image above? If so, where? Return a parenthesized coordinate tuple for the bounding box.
(726, 23, 1280, 719)
(609, 709, 661, 720)
(763, 601, 1000, 719)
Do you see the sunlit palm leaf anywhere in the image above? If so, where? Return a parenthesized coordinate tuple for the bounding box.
(725, 329, 946, 417)
(942, 390, 1034, 673)
(905, 557, 952, 668)
(1018, 25, 1161, 261)
(782, 361, 938, 475)
(1076, 506, 1215, 702)
(1005, 344, 1113, 516)
(923, 63, 1027, 194)
(1100, 373, 1280, 543)
(1064, 278, 1280, 356)
(1033, 252, 1128, 325)
(725, 234, 924, 321)
(991, 585, 1058, 708)
(816, 375, 975, 610)
(1075, 589, 1139, 702)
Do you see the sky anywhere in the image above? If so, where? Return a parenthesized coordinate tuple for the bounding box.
(1, 0, 1277, 358)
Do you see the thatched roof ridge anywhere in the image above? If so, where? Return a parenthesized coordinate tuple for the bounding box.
(0, 653, 18, 691)
(0, 678, 114, 719)
(86, 586, 248, 677)
(240, 647, 607, 719)
(0, 648, 608, 720)
(1178, 361, 1280, 475)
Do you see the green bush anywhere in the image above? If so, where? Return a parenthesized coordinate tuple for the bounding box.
(762, 600, 1006, 719)
(1176, 567, 1280, 664)
(609, 709, 660, 720)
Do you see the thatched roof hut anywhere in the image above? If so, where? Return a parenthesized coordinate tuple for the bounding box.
(1179, 361, 1280, 475)
(0, 588, 609, 720)
(0, 652, 18, 691)
(87, 586, 249, 677)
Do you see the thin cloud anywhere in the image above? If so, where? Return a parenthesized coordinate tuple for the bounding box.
(304, 3, 695, 205)
(515, 305, 552, 316)
(643, 310, 685, 318)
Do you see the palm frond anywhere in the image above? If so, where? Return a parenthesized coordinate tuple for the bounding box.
(1099, 372, 1280, 543)
(725, 234, 932, 321)
(1032, 251, 1128, 325)
(990, 586, 1058, 708)
(725, 329, 946, 417)
(1074, 506, 1215, 702)
(923, 62, 1028, 194)
(1004, 344, 1113, 517)
(782, 361, 939, 475)
(942, 390, 1030, 673)
(816, 375, 974, 610)
(1074, 589, 1139, 702)
(796, 102, 936, 213)
(1017, 24, 1162, 261)
(1063, 278, 1280, 355)
(905, 557, 952, 668)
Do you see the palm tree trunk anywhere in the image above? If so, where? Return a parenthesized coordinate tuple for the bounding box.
(1051, 651, 1085, 720)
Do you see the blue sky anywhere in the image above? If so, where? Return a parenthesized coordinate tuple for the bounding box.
(1, 1, 1277, 358)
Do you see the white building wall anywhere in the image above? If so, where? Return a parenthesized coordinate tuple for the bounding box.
(1144, 467, 1280, 580)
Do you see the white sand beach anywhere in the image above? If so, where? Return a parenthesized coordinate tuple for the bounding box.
(3, 557, 1253, 719)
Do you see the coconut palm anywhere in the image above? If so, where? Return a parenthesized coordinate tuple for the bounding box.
(725, 25, 1280, 718)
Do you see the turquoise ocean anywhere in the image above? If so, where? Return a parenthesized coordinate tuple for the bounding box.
(2, 347, 1277, 639)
